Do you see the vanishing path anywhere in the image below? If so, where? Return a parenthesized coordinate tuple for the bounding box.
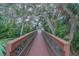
(27, 30, 49, 56)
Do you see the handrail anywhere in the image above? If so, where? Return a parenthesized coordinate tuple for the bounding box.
(42, 31, 70, 56)
(6, 30, 37, 56)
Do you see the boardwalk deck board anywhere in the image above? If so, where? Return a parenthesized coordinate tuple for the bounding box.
(27, 30, 49, 56)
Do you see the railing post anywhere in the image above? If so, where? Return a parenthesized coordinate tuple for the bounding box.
(6, 43, 12, 56)
(62, 43, 70, 56)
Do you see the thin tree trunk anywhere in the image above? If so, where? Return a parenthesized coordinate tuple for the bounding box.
(20, 16, 27, 36)
(63, 6, 77, 42)
(20, 4, 26, 36)
(69, 16, 77, 42)
(20, 22, 24, 35)
(46, 17, 55, 34)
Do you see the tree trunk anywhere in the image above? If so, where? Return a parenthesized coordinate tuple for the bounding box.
(46, 17, 55, 34)
(20, 4, 26, 36)
(63, 6, 77, 42)
(20, 21, 24, 36)
(69, 16, 77, 42)
(20, 16, 27, 36)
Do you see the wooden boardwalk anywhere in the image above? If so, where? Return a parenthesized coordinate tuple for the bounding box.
(27, 30, 49, 56)
(6, 30, 70, 56)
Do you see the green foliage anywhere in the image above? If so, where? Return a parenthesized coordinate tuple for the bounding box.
(55, 19, 69, 39)
(0, 38, 13, 55)
(0, 45, 5, 56)
(41, 19, 52, 33)
(66, 4, 79, 16)
(0, 15, 19, 38)
(22, 23, 34, 34)
(71, 24, 79, 52)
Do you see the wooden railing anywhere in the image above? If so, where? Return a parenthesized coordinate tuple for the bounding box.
(6, 31, 37, 56)
(42, 31, 70, 56)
